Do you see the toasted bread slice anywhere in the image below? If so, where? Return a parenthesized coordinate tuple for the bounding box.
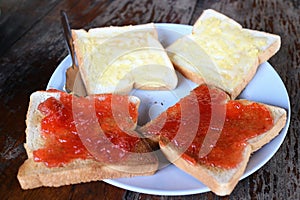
(17, 90, 158, 189)
(166, 9, 280, 99)
(140, 84, 286, 196)
(72, 23, 178, 95)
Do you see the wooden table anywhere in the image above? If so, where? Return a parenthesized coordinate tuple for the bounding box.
(0, 0, 299, 199)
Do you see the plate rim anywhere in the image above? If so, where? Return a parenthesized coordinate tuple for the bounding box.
(47, 23, 291, 196)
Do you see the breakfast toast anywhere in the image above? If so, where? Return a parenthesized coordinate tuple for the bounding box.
(140, 84, 286, 196)
(72, 23, 178, 95)
(166, 9, 281, 99)
(17, 90, 158, 189)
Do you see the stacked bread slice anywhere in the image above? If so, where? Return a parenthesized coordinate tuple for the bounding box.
(17, 90, 158, 189)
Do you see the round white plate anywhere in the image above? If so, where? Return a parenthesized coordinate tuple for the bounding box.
(47, 23, 291, 196)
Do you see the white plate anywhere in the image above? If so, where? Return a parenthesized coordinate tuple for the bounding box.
(47, 23, 291, 196)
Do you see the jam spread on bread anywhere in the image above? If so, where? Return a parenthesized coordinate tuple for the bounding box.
(33, 90, 139, 167)
(158, 85, 274, 169)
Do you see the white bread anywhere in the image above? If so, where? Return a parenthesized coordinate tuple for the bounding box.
(166, 9, 281, 99)
(140, 85, 287, 196)
(72, 23, 178, 95)
(17, 90, 158, 189)
(160, 101, 286, 196)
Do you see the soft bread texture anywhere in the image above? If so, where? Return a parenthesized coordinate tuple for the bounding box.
(158, 100, 286, 196)
(160, 142, 252, 196)
(72, 23, 178, 95)
(17, 91, 158, 189)
(166, 9, 281, 99)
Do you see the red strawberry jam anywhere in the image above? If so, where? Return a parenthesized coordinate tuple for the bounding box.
(158, 85, 274, 169)
(33, 90, 139, 167)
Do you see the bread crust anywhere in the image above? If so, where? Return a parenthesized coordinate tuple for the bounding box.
(160, 142, 252, 196)
(18, 158, 156, 190)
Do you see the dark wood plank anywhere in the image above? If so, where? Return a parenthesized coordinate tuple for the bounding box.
(0, 0, 299, 199)
(0, 0, 197, 199)
(0, 0, 61, 56)
(64, 0, 197, 28)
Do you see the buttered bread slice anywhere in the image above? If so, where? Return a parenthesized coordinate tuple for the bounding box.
(72, 23, 178, 95)
(166, 9, 280, 99)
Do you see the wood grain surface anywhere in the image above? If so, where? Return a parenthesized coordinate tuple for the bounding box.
(0, 0, 299, 199)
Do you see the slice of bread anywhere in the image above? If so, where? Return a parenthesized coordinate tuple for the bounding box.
(72, 23, 178, 95)
(17, 90, 158, 189)
(166, 9, 281, 99)
(140, 84, 287, 196)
